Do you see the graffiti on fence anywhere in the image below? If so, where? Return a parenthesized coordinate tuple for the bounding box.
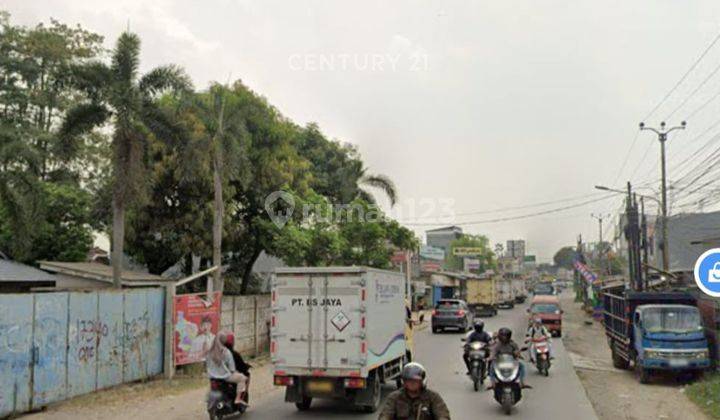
(75, 319, 109, 363)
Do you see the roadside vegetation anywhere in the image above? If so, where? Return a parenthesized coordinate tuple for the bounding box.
(0, 11, 418, 293)
(687, 374, 720, 419)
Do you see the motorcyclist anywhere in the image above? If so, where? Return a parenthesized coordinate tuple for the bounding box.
(487, 327, 528, 389)
(525, 317, 553, 361)
(463, 320, 492, 374)
(378, 362, 451, 420)
(224, 332, 251, 377)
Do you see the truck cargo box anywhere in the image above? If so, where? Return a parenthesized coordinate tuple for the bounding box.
(271, 267, 407, 378)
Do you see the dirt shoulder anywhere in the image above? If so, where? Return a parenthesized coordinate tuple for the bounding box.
(22, 355, 277, 420)
(561, 292, 708, 420)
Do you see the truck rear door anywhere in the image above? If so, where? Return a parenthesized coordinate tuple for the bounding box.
(273, 271, 363, 371)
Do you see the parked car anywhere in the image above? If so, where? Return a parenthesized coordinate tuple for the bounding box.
(527, 295, 563, 337)
(432, 299, 473, 333)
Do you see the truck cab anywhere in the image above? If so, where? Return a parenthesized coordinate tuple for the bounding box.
(633, 304, 710, 374)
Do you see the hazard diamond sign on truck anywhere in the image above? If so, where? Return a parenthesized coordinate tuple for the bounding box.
(270, 266, 417, 413)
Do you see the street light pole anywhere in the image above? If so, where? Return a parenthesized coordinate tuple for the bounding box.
(639, 121, 686, 272)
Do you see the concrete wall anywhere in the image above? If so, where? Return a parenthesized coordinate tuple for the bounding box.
(220, 295, 270, 357)
(0, 288, 164, 417)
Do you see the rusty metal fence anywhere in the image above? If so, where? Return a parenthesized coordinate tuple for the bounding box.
(0, 288, 165, 417)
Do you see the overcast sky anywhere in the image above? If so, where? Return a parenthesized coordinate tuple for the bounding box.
(7, 0, 720, 261)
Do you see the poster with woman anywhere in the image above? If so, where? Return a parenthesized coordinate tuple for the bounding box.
(174, 291, 222, 365)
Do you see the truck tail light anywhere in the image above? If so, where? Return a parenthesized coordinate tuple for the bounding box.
(343, 378, 366, 389)
(274, 375, 294, 386)
(456, 310, 465, 317)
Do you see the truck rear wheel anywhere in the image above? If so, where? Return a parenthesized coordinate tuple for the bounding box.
(295, 397, 312, 411)
(611, 346, 629, 370)
(361, 374, 382, 413)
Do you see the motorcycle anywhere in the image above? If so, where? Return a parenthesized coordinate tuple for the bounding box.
(492, 354, 524, 415)
(528, 337, 551, 376)
(465, 340, 489, 391)
(207, 375, 249, 420)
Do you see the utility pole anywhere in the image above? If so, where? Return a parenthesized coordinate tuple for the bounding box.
(639, 121, 686, 272)
(591, 213, 610, 275)
(640, 197, 649, 289)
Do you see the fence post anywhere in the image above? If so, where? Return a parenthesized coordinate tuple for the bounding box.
(163, 284, 176, 379)
(254, 296, 259, 356)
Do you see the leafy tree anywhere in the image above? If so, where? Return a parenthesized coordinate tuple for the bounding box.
(0, 11, 105, 261)
(553, 246, 577, 270)
(60, 31, 190, 287)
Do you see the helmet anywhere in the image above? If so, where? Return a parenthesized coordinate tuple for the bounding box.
(473, 320, 485, 333)
(498, 327, 512, 342)
(225, 332, 235, 349)
(401, 362, 427, 388)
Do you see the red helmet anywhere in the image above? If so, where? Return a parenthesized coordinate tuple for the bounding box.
(225, 332, 235, 348)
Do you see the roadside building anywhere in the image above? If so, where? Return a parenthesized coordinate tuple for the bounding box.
(426, 226, 463, 256)
(39, 261, 175, 289)
(0, 257, 56, 293)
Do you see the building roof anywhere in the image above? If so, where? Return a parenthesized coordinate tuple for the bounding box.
(653, 211, 720, 272)
(425, 225, 463, 234)
(39, 261, 173, 286)
(0, 259, 56, 283)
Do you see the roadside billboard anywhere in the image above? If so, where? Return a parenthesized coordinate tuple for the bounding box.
(453, 247, 483, 256)
(173, 291, 222, 366)
(419, 245, 445, 261)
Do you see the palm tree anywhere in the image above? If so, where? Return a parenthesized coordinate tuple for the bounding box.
(175, 83, 245, 292)
(60, 32, 190, 287)
(353, 164, 397, 206)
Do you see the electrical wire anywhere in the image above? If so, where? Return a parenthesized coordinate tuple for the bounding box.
(401, 194, 620, 226)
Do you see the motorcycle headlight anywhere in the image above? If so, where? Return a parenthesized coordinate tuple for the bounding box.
(470, 342, 482, 350)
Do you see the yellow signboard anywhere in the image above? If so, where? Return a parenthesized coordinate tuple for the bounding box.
(452, 247, 484, 256)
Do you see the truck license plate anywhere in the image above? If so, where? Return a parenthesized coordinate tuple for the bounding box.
(669, 358, 689, 368)
(307, 380, 333, 393)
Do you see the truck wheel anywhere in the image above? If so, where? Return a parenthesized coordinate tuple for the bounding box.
(361, 375, 382, 413)
(635, 363, 650, 384)
(295, 397, 312, 411)
(432, 326, 439, 333)
(611, 347, 630, 370)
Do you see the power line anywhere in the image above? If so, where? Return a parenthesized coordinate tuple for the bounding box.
(665, 59, 720, 121)
(401, 194, 619, 226)
(644, 27, 720, 122)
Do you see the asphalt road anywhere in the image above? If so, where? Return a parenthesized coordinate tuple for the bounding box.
(244, 292, 597, 419)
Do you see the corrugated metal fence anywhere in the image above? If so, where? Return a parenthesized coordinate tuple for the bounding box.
(220, 295, 271, 356)
(0, 288, 164, 417)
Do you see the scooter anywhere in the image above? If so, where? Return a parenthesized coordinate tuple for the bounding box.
(464, 340, 489, 391)
(529, 337, 551, 376)
(492, 354, 524, 415)
(207, 375, 249, 420)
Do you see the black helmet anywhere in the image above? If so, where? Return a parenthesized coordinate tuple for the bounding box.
(401, 362, 427, 388)
(473, 320, 485, 333)
(498, 327, 512, 342)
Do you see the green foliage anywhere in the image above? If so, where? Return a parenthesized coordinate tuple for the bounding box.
(686, 373, 720, 419)
(445, 234, 496, 272)
(553, 246, 576, 270)
(0, 182, 93, 262)
(0, 12, 413, 295)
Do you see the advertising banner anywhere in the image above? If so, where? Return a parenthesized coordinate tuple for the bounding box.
(174, 291, 222, 366)
(419, 245, 445, 261)
(452, 247, 483, 256)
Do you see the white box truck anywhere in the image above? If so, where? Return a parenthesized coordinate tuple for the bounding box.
(496, 278, 516, 309)
(271, 267, 414, 412)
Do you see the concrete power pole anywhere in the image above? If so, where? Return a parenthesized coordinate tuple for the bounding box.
(639, 121, 686, 272)
(591, 213, 610, 274)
